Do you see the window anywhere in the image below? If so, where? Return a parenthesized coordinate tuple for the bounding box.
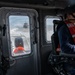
(9, 15, 31, 56)
(45, 16, 60, 43)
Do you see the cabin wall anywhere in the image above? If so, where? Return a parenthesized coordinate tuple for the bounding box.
(38, 9, 57, 75)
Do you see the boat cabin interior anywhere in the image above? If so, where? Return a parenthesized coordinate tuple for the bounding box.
(0, 0, 75, 75)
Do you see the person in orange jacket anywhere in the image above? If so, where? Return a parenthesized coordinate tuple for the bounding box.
(57, 12, 75, 75)
(13, 37, 25, 53)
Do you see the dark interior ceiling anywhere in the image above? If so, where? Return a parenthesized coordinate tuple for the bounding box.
(0, 0, 75, 9)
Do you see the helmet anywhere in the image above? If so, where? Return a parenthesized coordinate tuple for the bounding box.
(15, 37, 24, 47)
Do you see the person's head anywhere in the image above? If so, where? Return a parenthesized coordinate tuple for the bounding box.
(64, 5, 75, 21)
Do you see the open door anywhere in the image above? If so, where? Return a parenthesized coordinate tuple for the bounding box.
(0, 7, 39, 75)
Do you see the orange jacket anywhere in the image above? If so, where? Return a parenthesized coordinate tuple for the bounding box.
(14, 46, 24, 53)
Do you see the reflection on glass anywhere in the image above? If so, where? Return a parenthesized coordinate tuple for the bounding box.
(46, 17, 60, 42)
(9, 15, 31, 56)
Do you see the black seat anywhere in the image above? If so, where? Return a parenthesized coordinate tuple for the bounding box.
(51, 20, 62, 55)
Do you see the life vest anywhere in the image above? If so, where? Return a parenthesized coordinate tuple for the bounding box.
(65, 21, 75, 43)
(14, 46, 24, 53)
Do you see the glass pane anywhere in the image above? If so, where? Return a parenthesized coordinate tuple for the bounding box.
(46, 17, 60, 42)
(9, 15, 31, 56)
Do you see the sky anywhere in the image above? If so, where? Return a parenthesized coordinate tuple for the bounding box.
(9, 15, 29, 28)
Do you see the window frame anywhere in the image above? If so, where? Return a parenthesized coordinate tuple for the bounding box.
(45, 16, 60, 43)
(6, 12, 34, 59)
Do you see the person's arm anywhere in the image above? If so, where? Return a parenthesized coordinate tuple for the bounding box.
(58, 25, 75, 54)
